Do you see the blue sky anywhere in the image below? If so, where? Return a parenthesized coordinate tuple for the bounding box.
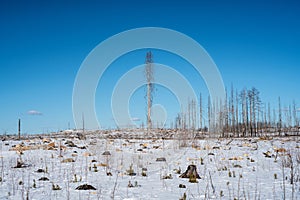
(0, 0, 299, 133)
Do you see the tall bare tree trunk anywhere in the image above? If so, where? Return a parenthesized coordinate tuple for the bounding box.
(273, 108, 277, 134)
(145, 52, 154, 131)
(278, 97, 282, 136)
(264, 103, 267, 135)
(268, 102, 271, 131)
(208, 96, 211, 135)
(199, 93, 203, 131)
(18, 119, 21, 140)
(230, 85, 235, 137)
(293, 100, 298, 135)
(235, 90, 239, 137)
(224, 90, 228, 137)
(240, 89, 247, 137)
(287, 105, 292, 133)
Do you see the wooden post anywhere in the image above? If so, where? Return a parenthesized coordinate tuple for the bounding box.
(18, 119, 21, 140)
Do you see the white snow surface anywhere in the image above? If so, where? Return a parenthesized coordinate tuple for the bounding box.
(0, 132, 299, 200)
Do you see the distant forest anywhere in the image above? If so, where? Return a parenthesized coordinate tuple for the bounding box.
(173, 86, 299, 138)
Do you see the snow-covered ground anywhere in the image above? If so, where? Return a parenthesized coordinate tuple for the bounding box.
(0, 132, 299, 200)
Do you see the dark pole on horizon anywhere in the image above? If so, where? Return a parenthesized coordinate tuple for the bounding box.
(18, 118, 21, 140)
(82, 113, 85, 133)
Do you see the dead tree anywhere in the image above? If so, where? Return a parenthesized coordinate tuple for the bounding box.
(293, 100, 299, 135)
(235, 90, 239, 136)
(199, 93, 203, 131)
(240, 89, 248, 137)
(278, 96, 282, 136)
(18, 119, 21, 140)
(268, 102, 271, 131)
(145, 51, 154, 130)
(224, 89, 229, 137)
(230, 84, 235, 136)
(208, 96, 211, 135)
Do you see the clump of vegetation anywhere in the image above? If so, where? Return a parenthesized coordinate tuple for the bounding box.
(141, 171, 147, 177)
(220, 190, 224, 197)
(179, 192, 187, 200)
(126, 164, 136, 176)
(142, 168, 147, 177)
(93, 164, 98, 172)
(134, 181, 141, 187)
(162, 174, 173, 179)
(52, 183, 61, 190)
(33, 179, 36, 188)
(263, 151, 272, 158)
(128, 181, 133, 188)
(174, 167, 181, 174)
(200, 157, 204, 165)
(61, 158, 75, 163)
(218, 166, 227, 171)
(73, 174, 78, 183)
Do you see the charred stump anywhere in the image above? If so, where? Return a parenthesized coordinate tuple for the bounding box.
(75, 184, 96, 190)
(179, 165, 200, 179)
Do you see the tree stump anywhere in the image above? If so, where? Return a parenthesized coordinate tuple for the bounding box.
(179, 165, 200, 179)
(75, 184, 96, 190)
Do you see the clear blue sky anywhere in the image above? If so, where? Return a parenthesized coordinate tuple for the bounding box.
(0, 0, 299, 133)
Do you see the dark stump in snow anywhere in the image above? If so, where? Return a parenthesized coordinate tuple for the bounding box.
(106, 172, 113, 176)
(65, 140, 77, 147)
(75, 184, 96, 190)
(13, 160, 30, 168)
(156, 157, 166, 162)
(38, 177, 49, 181)
(179, 165, 200, 179)
(102, 151, 111, 156)
(14, 160, 24, 168)
(36, 169, 46, 173)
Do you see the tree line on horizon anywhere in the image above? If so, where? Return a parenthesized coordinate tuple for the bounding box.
(174, 86, 299, 138)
